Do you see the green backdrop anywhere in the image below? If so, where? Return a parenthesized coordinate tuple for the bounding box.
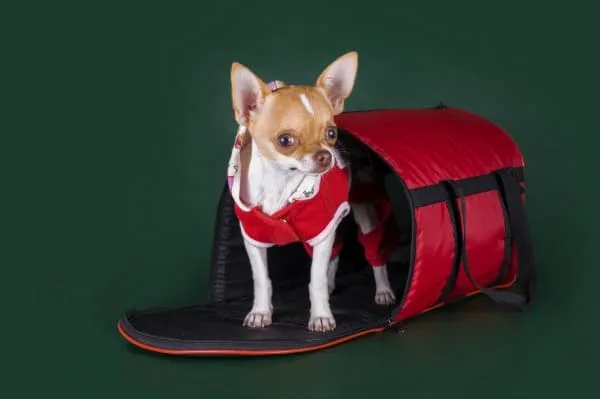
(4, 0, 599, 397)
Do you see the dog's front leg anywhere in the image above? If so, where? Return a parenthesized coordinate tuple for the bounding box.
(242, 235, 273, 328)
(327, 256, 339, 295)
(308, 231, 337, 332)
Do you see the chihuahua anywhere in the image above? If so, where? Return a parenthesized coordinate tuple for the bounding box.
(227, 51, 396, 332)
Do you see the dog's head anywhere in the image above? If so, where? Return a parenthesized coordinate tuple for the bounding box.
(230, 51, 358, 175)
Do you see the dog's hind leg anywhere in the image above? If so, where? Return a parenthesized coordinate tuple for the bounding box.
(350, 203, 396, 306)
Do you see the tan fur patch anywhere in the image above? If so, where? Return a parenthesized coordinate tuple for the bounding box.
(248, 86, 336, 161)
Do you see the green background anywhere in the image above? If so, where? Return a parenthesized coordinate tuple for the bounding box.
(3, 0, 599, 397)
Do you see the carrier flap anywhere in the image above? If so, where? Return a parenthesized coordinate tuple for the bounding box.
(117, 253, 409, 356)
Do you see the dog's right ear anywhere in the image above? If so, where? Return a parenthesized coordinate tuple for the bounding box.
(316, 51, 358, 115)
(230, 63, 270, 126)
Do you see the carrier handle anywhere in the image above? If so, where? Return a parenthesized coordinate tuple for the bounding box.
(494, 169, 536, 307)
(445, 170, 535, 310)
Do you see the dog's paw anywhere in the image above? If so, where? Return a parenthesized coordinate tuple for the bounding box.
(375, 289, 396, 306)
(308, 314, 336, 332)
(243, 310, 272, 328)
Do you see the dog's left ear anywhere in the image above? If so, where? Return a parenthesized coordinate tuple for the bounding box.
(316, 51, 358, 115)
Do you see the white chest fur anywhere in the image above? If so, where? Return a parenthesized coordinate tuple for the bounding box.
(240, 140, 307, 216)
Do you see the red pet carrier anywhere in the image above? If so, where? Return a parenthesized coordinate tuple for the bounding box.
(117, 105, 536, 356)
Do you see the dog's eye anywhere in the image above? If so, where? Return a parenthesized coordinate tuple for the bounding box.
(278, 134, 295, 147)
(326, 127, 338, 141)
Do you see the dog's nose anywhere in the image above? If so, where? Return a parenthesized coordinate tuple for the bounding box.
(314, 150, 332, 168)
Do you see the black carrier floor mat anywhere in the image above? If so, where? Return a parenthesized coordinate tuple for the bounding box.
(118, 257, 409, 356)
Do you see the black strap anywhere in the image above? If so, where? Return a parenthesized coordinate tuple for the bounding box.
(495, 169, 536, 307)
(410, 167, 525, 208)
(437, 198, 462, 301)
(445, 170, 535, 310)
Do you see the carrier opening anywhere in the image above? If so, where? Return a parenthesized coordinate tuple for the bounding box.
(118, 131, 414, 355)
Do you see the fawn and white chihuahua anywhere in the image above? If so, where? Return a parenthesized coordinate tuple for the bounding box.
(228, 51, 396, 332)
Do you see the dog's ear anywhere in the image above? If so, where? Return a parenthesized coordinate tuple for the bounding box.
(316, 51, 358, 115)
(230, 62, 270, 126)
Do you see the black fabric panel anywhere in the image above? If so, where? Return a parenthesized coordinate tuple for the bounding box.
(409, 167, 525, 208)
(208, 184, 238, 303)
(119, 261, 409, 354)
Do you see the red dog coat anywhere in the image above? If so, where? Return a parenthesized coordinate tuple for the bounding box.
(227, 130, 398, 266)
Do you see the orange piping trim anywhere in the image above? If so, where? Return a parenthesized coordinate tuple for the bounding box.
(117, 322, 386, 356)
(118, 276, 519, 355)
